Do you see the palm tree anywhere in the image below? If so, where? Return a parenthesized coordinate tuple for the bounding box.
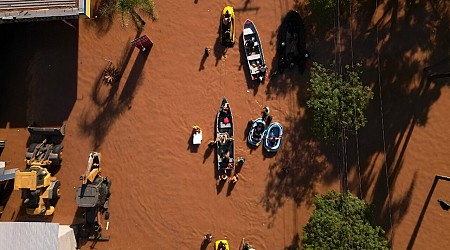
(117, 0, 157, 30)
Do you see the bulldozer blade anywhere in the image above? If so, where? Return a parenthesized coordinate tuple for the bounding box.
(27, 123, 66, 136)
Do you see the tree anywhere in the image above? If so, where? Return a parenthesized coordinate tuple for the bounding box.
(117, 0, 157, 30)
(302, 191, 389, 249)
(307, 0, 350, 30)
(306, 62, 373, 143)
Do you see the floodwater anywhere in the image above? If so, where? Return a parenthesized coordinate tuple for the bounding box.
(0, 0, 449, 249)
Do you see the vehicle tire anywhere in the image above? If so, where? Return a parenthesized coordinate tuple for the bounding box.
(53, 144, 63, 155)
(27, 143, 39, 153)
(105, 211, 110, 220)
(52, 181, 61, 200)
(50, 145, 63, 165)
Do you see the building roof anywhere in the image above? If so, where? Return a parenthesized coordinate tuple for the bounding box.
(0, 161, 17, 182)
(0, 0, 89, 22)
(0, 222, 76, 250)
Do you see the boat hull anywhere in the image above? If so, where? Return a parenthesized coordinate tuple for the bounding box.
(215, 97, 235, 171)
(277, 10, 308, 74)
(215, 240, 230, 250)
(264, 122, 283, 152)
(243, 19, 268, 83)
(247, 118, 266, 147)
(220, 6, 236, 47)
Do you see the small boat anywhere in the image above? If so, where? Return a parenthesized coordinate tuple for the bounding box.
(192, 126, 202, 145)
(220, 6, 236, 47)
(277, 10, 309, 74)
(247, 118, 266, 147)
(264, 122, 283, 152)
(215, 97, 235, 171)
(242, 238, 256, 250)
(243, 19, 268, 83)
(215, 239, 230, 250)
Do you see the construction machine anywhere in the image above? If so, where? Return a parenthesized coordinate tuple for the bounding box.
(14, 166, 60, 215)
(25, 124, 65, 166)
(75, 151, 111, 245)
(14, 124, 65, 216)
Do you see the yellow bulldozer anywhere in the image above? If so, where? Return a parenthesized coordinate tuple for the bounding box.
(14, 124, 64, 216)
(14, 166, 60, 215)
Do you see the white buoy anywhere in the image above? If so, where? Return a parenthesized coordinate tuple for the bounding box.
(106, 221, 110, 230)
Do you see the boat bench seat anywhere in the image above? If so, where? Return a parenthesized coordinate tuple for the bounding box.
(247, 54, 261, 61)
(250, 66, 260, 75)
(220, 122, 232, 129)
(244, 28, 253, 35)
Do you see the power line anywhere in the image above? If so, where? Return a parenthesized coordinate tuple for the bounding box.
(375, 0, 394, 244)
(348, 0, 363, 199)
(337, 0, 349, 192)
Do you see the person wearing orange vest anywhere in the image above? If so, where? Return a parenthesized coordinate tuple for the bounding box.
(230, 174, 239, 184)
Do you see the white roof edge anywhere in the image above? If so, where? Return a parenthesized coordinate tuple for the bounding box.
(0, 8, 79, 20)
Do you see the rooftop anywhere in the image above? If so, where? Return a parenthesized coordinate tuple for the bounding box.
(0, 0, 89, 22)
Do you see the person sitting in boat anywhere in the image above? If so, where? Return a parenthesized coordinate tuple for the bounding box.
(270, 136, 280, 143)
(221, 149, 231, 162)
(221, 102, 230, 115)
(245, 38, 255, 48)
(223, 11, 232, 26)
(219, 173, 228, 181)
(192, 125, 201, 134)
(245, 38, 255, 55)
(243, 243, 252, 250)
(218, 241, 226, 250)
(255, 122, 265, 136)
(262, 106, 270, 119)
(213, 132, 233, 146)
(259, 64, 267, 77)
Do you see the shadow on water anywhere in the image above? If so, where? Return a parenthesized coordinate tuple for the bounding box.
(199, 49, 209, 71)
(187, 131, 200, 153)
(199, 242, 207, 250)
(226, 181, 236, 196)
(266, 10, 310, 99)
(79, 32, 151, 150)
(213, 22, 227, 67)
(284, 233, 300, 250)
(71, 207, 89, 249)
(216, 179, 226, 194)
(262, 148, 277, 160)
(0, 180, 14, 219)
(14, 205, 54, 222)
(234, 0, 261, 13)
(406, 175, 450, 250)
(0, 20, 78, 128)
(295, 0, 450, 238)
(85, 0, 117, 35)
(261, 111, 338, 219)
(203, 145, 214, 163)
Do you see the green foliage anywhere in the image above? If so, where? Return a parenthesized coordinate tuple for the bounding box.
(110, 0, 157, 31)
(307, 62, 373, 143)
(98, 0, 118, 20)
(97, 0, 157, 30)
(302, 191, 389, 250)
(307, 0, 350, 29)
(308, 0, 335, 15)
